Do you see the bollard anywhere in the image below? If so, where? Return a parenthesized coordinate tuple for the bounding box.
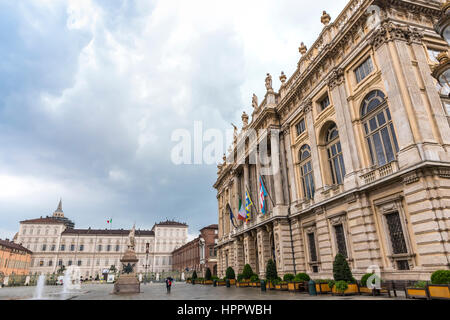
(213, 280, 217, 287)
(226, 279, 230, 288)
(308, 279, 317, 296)
(260, 280, 266, 292)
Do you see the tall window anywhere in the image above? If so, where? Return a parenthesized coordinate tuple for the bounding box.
(355, 57, 374, 83)
(296, 118, 306, 136)
(361, 90, 399, 166)
(334, 224, 348, 258)
(60, 244, 65, 251)
(319, 94, 330, 111)
(299, 145, 315, 200)
(385, 211, 409, 270)
(307, 232, 318, 262)
(326, 124, 346, 185)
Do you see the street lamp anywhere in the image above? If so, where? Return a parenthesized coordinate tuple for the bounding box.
(435, 1, 450, 45)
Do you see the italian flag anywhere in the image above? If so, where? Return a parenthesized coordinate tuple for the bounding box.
(107, 218, 112, 224)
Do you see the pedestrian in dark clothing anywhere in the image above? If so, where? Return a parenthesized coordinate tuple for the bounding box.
(165, 277, 172, 293)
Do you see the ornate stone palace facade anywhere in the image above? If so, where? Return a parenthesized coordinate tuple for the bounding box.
(13, 201, 188, 278)
(214, 0, 450, 281)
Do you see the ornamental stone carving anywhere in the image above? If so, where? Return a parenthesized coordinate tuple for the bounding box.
(265, 73, 273, 91)
(252, 94, 258, 109)
(370, 21, 424, 50)
(327, 67, 345, 89)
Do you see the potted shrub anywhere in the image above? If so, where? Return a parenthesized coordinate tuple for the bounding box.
(236, 273, 248, 287)
(204, 268, 213, 285)
(334, 280, 348, 296)
(236, 264, 253, 287)
(406, 281, 429, 299)
(186, 277, 192, 284)
(359, 273, 383, 295)
(315, 279, 332, 293)
(428, 270, 450, 300)
(331, 254, 358, 295)
(289, 273, 310, 292)
(265, 259, 278, 290)
(272, 278, 282, 290)
(226, 267, 236, 285)
(250, 274, 260, 287)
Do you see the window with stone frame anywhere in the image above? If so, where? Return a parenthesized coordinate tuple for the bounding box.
(319, 94, 331, 112)
(299, 144, 315, 200)
(385, 211, 408, 255)
(295, 118, 306, 136)
(355, 56, 374, 83)
(334, 224, 348, 258)
(361, 90, 399, 167)
(326, 123, 346, 185)
(307, 232, 318, 262)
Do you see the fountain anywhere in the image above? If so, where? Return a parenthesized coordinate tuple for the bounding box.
(33, 274, 46, 299)
(62, 266, 81, 294)
(156, 272, 160, 282)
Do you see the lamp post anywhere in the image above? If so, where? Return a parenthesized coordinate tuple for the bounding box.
(143, 243, 150, 283)
(433, 2, 450, 98)
(435, 1, 450, 45)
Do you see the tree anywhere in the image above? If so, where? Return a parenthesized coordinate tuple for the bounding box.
(205, 268, 212, 280)
(225, 267, 235, 280)
(333, 253, 353, 282)
(265, 259, 278, 280)
(192, 270, 198, 280)
(242, 264, 253, 280)
(57, 265, 66, 275)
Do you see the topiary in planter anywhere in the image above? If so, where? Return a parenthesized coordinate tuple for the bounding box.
(431, 270, 450, 284)
(335, 280, 348, 294)
(328, 280, 335, 289)
(361, 273, 381, 288)
(237, 273, 244, 282)
(192, 270, 198, 280)
(294, 273, 310, 282)
(283, 274, 295, 282)
(333, 253, 353, 282)
(265, 259, 278, 281)
(242, 264, 253, 280)
(250, 274, 259, 282)
(205, 268, 212, 280)
(414, 281, 427, 288)
(225, 267, 235, 280)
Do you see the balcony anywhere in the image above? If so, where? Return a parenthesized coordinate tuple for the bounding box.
(361, 161, 399, 185)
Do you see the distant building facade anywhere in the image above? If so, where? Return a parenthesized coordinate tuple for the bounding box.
(14, 201, 188, 278)
(172, 224, 218, 276)
(0, 239, 32, 276)
(214, 0, 450, 281)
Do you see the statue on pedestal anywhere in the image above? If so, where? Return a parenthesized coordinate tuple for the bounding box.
(113, 225, 141, 294)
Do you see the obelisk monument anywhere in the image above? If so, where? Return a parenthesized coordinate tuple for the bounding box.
(113, 225, 140, 294)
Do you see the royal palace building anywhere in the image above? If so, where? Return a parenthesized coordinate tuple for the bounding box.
(214, 0, 450, 281)
(13, 201, 188, 278)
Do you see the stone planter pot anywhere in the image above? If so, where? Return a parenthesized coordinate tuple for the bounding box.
(216, 280, 226, 286)
(316, 283, 331, 294)
(428, 284, 450, 300)
(229, 279, 236, 286)
(203, 280, 213, 285)
(406, 287, 429, 299)
(332, 283, 359, 295)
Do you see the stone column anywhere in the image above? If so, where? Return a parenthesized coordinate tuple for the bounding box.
(256, 227, 271, 278)
(371, 24, 422, 168)
(272, 220, 295, 276)
(271, 129, 288, 217)
(328, 68, 359, 189)
(282, 127, 298, 204)
(233, 238, 244, 275)
(243, 232, 257, 272)
(304, 101, 324, 193)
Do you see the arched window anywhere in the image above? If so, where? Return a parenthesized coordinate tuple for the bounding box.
(299, 145, 315, 200)
(361, 90, 399, 166)
(326, 123, 346, 185)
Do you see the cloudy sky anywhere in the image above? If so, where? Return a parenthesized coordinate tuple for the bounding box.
(0, 0, 349, 240)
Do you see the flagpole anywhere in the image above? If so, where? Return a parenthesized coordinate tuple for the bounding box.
(261, 175, 275, 207)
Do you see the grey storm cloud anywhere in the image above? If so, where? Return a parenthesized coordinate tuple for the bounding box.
(0, 0, 348, 239)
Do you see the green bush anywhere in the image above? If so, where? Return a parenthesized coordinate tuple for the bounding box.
(328, 280, 335, 289)
(283, 274, 295, 281)
(242, 264, 253, 280)
(361, 273, 381, 288)
(335, 280, 348, 293)
(414, 281, 427, 288)
(294, 273, 310, 282)
(225, 267, 235, 280)
(237, 273, 244, 282)
(192, 270, 198, 280)
(205, 268, 212, 281)
(431, 270, 450, 284)
(314, 278, 332, 284)
(333, 253, 353, 282)
(250, 274, 259, 282)
(211, 276, 219, 281)
(265, 259, 278, 281)
(272, 278, 281, 285)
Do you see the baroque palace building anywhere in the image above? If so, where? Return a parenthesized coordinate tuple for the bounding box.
(214, 0, 450, 281)
(13, 201, 188, 278)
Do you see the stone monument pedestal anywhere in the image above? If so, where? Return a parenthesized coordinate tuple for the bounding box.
(113, 274, 140, 294)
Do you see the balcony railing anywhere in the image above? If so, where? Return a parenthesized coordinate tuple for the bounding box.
(361, 161, 398, 185)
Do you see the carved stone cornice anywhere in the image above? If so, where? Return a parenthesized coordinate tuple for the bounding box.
(370, 20, 424, 51)
(402, 171, 420, 185)
(327, 67, 345, 90)
(303, 98, 313, 114)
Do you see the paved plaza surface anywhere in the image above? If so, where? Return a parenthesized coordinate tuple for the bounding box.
(0, 282, 406, 300)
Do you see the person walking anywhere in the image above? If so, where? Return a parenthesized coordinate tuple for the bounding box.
(165, 277, 173, 293)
